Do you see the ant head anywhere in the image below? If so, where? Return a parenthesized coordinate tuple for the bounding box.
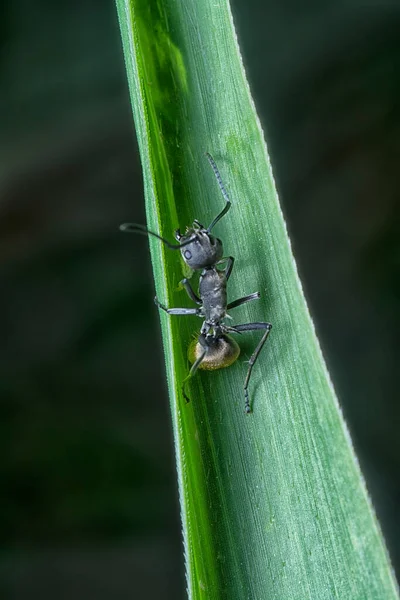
(175, 220, 223, 270)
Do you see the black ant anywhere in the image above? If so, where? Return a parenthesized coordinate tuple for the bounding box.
(121, 153, 272, 413)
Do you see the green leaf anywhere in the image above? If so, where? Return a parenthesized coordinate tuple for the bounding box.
(115, 0, 399, 598)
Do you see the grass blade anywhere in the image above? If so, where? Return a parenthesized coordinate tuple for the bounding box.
(116, 0, 399, 598)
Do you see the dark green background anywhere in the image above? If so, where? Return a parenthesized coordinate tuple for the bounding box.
(0, 1, 399, 598)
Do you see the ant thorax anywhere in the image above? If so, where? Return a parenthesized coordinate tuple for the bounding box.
(199, 267, 227, 325)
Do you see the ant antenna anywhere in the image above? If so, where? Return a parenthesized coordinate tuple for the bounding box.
(205, 152, 232, 232)
(120, 223, 194, 250)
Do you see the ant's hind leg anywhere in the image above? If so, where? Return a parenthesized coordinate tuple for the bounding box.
(182, 335, 207, 403)
(231, 322, 272, 413)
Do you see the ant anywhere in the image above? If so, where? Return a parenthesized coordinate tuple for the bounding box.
(121, 153, 272, 413)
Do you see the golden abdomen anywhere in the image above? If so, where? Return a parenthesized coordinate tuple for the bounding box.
(188, 335, 240, 371)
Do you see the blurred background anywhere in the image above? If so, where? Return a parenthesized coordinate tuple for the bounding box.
(0, 0, 399, 598)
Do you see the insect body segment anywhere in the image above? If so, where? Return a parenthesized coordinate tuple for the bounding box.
(174, 221, 224, 270)
(188, 334, 240, 371)
(199, 265, 228, 325)
(120, 152, 272, 413)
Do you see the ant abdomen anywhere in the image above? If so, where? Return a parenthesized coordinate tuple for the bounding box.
(188, 334, 240, 371)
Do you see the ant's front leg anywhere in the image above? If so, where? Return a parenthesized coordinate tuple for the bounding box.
(154, 297, 200, 316)
(181, 278, 202, 305)
(216, 256, 235, 280)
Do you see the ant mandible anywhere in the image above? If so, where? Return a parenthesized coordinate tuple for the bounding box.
(121, 153, 272, 413)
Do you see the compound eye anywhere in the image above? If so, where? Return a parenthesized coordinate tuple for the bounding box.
(184, 250, 192, 260)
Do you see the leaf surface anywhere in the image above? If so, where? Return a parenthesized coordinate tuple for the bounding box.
(116, 0, 399, 598)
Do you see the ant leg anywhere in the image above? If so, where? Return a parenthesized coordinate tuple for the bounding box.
(216, 256, 235, 280)
(231, 322, 272, 414)
(182, 335, 208, 402)
(227, 292, 260, 311)
(181, 278, 202, 305)
(225, 257, 234, 281)
(154, 297, 199, 316)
